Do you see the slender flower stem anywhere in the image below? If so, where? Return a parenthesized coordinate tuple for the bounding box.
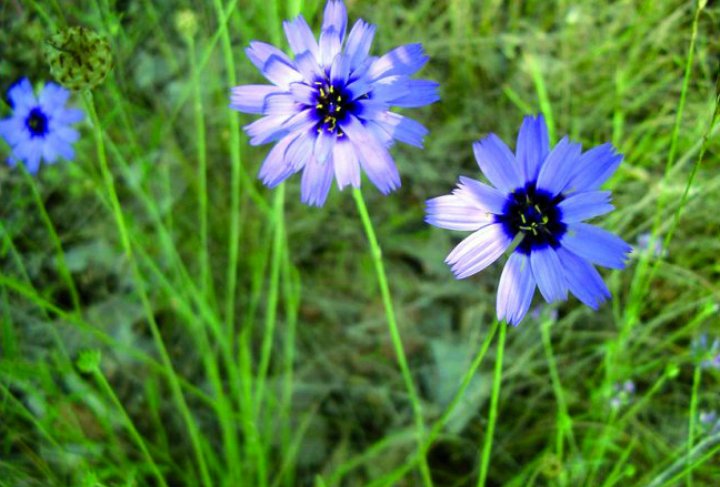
(477, 322, 507, 487)
(687, 364, 702, 487)
(255, 185, 286, 411)
(336, 321, 499, 487)
(92, 366, 167, 487)
(254, 185, 286, 487)
(187, 35, 212, 303)
(83, 92, 212, 487)
(541, 319, 577, 460)
(211, 0, 251, 333)
(18, 165, 81, 313)
(625, 0, 705, 330)
(280, 246, 301, 487)
(351, 188, 433, 487)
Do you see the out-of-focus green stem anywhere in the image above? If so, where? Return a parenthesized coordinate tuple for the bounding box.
(18, 165, 81, 314)
(477, 322, 507, 487)
(352, 188, 434, 487)
(186, 35, 212, 303)
(83, 92, 212, 487)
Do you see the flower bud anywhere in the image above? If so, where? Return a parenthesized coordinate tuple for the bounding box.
(76, 349, 102, 374)
(44, 26, 113, 90)
(175, 9, 199, 41)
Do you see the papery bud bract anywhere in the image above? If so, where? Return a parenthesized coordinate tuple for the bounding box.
(45, 26, 113, 90)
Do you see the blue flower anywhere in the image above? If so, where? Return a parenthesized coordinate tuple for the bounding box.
(0, 78, 84, 173)
(230, 0, 439, 206)
(426, 114, 632, 326)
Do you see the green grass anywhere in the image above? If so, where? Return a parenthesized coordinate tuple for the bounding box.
(1, 0, 720, 486)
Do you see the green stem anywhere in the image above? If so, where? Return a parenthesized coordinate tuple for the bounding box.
(686, 365, 702, 487)
(187, 35, 212, 303)
(92, 367, 167, 487)
(18, 165, 81, 313)
(477, 322, 507, 487)
(253, 185, 286, 487)
(625, 0, 705, 331)
(280, 228, 300, 487)
(255, 186, 286, 410)
(541, 319, 577, 463)
(83, 92, 212, 487)
(351, 188, 433, 487)
(211, 0, 253, 332)
(335, 321, 499, 487)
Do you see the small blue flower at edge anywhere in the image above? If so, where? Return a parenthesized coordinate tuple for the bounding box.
(425, 114, 632, 326)
(0, 78, 84, 174)
(229, 0, 440, 206)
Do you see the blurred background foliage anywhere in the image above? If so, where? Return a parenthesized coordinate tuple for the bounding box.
(1, 0, 719, 485)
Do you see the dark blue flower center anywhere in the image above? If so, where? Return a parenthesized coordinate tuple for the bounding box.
(497, 183, 566, 254)
(313, 81, 355, 136)
(25, 107, 49, 137)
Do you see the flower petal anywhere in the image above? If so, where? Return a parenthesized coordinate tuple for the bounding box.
(386, 79, 440, 108)
(259, 132, 302, 188)
(497, 251, 536, 326)
(561, 223, 632, 269)
(445, 223, 512, 279)
(246, 41, 292, 73)
(283, 16, 318, 58)
(330, 53, 351, 85)
(54, 108, 85, 124)
(373, 112, 427, 148)
(8, 78, 36, 111)
(314, 127, 336, 164)
(244, 115, 289, 146)
(261, 56, 304, 88)
(262, 93, 301, 116)
(319, 29, 342, 68)
(567, 143, 623, 192)
(341, 115, 400, 194)
(289, 82, 317, 105)
(281, 108, 316, 133)
(345, 20, 376, 71)
(0, 118, 27, 146)
(425, 194, 492, 231)
(368, 44, 428, 80)
(557, 191, 613, 223)
(322, 0, 348, 43)
(556, 247, 610, 310)
(472, 134, 523, 193)
(284, 127, 316, 171)
(54, 127, 79, 144)
(13, 138, 43, 173)
(230, 85, 281, 114)
(294, 50, 324, 82)
(516, 114, 549, 182)
(370, 75, 410, 102)
(333, 137, 360, 189)
(530, 246, 568, 303)
(536, 136, 582, 196)
(39, 82, 70, 112)
(455, 176, 508, 214)
(301, 156, 335, 206)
